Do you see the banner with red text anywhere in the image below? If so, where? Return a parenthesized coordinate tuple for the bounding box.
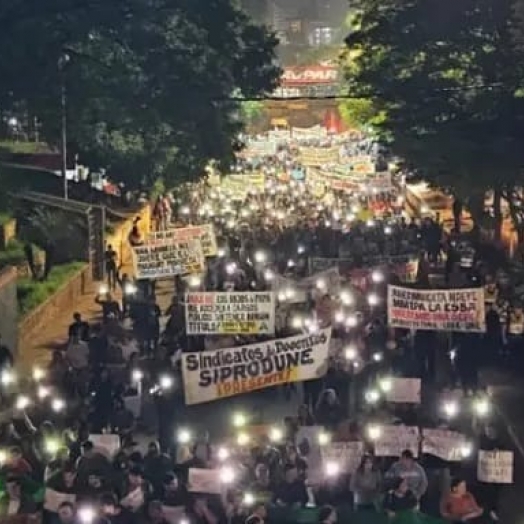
(185, 292, 275, 335)
(387, 286, 485, 332)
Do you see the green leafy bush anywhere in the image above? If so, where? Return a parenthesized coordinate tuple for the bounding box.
(0, 239, 26, 268)
(17, 262, 86, 316)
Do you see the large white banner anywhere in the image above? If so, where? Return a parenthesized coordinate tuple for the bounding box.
(387, 286, 486, 332)
(182, 328, 331, 404)
(374, 425, 419, 457)
(185, 292, 275, 335)
(385, 378, 421, 404)
(422, 429, 467, 462)
(477, 451, 513, 484)
(149, 225, 217, 257)
(132, 238, 205, 279)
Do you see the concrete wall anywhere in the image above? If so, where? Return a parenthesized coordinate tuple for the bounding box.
(0, 267, 18, 355)
(18, 264, 92, 351)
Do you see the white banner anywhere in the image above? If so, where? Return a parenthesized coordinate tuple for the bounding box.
(185, 292, 275, 335)
(133, 238, 205, 279)
(89, 434, 120, 457)
(149, 225, 217, 257)
(422, 429, 467, 462)
(387, 286, 486, 332)
(245, 138, 277, 157)
(477, 451, 513, 484)
(162, 506, 186, 524)
(291, 126, 328, 140)
(321, 442, 364, 474)
(374, 425, 419, 457)
(385, 378, 421, 404)
(188, 468, 222, 494)
(182, 328, 331, 405)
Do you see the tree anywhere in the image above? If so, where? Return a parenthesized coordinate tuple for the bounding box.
(16, 206, 88, 280)
(344, 0, 524, 240)
(0, 0, 280, 189)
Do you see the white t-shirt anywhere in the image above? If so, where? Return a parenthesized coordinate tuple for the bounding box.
(7, 499, 20, 515)
(67, 340, 89, 369)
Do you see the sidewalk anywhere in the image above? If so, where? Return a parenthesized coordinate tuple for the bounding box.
(19, 273, 175, 372)
(18, 279, 102, 371)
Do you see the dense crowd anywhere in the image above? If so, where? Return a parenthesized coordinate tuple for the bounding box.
(0, 131, 519, 524)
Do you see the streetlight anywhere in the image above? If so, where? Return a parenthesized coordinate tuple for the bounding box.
(58, 53, 70, 200)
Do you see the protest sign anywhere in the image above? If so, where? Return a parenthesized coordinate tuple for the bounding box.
(477, 451, 513, 484)
(149, 224, 217, 257)
(185, 292, 275, 335)
(385, 378, 421, 404)
(162, 506, 186, 524)
(291, 126, 328, 140)
(133, 238, 205, 279)
(321, 442, 364, 474)
(44, 489, 76, 512)
(245, 138, 277, 157)
(387, 286, 486, 332)
(351, 160, 376, 175)
(221, 173, 265, 199)
(374, 425, 420, 457)
(182, 328, 331, 404)
(299, 146, 340, 166)
(188, 468, 222, 494)
(364, 172, 392, 191)
(422, 429, 467, 461)
(89, 434, 120, 457)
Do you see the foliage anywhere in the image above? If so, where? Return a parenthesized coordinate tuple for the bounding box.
(344, 0, 524, 230)
(0, 0, 280, 189)
(0, 213, 12, 226)
(17, 261, 85, 316)
(0, 141, 50, 156)
(0, 239, 26, 268)
(240, 100, 265, 128)
(16, 205, 88, 278)
(338, 97, 385, 131)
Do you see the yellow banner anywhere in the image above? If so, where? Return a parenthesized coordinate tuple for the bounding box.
(298, 146, 340, 166)
(221, 173, 266, 199)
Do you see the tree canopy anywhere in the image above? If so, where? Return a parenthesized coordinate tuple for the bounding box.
(0, 0, 280, 188)
(344, 0, 524, 234)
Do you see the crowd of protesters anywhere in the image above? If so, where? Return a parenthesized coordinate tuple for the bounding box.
(0, 131, 519, 524)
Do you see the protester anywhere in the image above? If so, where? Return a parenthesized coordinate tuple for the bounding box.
(440, 478, 484, 523)
(386, 450, 428, 502)
(0, 128, 515, 524)
(383, 477, 418, 517)
(350, 454, 382, 511)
